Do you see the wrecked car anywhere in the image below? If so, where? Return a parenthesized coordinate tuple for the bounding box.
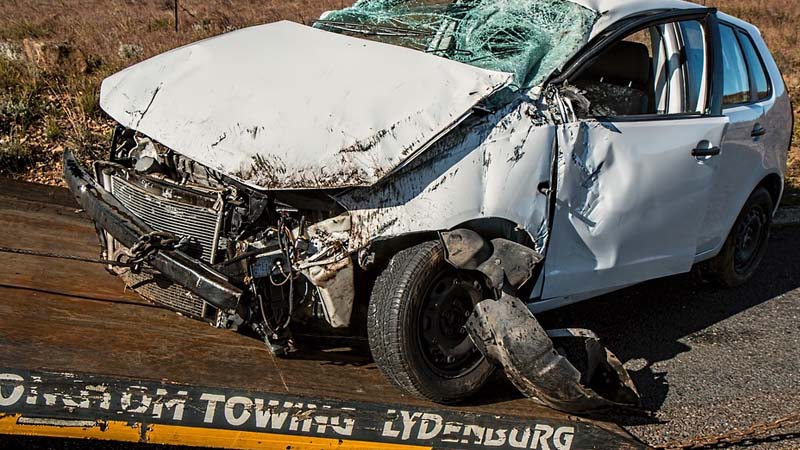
(64, 0, 792, 411)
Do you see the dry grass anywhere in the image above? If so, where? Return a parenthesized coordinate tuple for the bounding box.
(0, 0, 797, 203)
(0, 0, 344, 184)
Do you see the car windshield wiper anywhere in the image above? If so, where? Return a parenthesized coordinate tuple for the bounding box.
(314, 20, 434, 38)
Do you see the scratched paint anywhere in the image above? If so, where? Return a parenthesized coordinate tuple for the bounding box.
(338, 93, 556, 253)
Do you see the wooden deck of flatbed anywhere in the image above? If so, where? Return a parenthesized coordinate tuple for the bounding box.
(0, 179, 646, 450)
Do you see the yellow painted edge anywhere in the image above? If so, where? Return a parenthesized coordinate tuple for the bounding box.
(0, 414, 141, 442)
(148, 422, 432, 450)
(0, 415, 431, 450)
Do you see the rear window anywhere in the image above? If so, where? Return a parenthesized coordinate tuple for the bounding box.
(737, 31, 771, 100)
(719, 24, 750, 106)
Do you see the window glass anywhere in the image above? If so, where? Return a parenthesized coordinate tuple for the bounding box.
(316, 0, 599, 91)
(679, 21, 706, 112)
(719, 25, 750, 105)
(737, 31, 770, 100)
(570, 19, 711, 118)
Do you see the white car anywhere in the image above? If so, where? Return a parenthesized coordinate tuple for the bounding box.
(65, 0, 792, 408)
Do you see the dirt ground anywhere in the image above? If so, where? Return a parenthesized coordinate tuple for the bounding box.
(0, 0, 798, 204)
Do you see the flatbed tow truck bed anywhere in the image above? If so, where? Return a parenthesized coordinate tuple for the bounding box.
(0, 178, 647, 450)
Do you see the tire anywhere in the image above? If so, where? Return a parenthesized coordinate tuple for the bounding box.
(367, 240, 494, 404)
(706, 187, 773, 288)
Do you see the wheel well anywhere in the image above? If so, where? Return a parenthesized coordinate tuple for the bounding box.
(756, 173, 783, 210)
(354, 218, 537, 313)
(365, 218, 535, 268)
(355, 217, 535, 314)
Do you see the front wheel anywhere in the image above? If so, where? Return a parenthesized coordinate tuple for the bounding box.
(706, 187, 773, 287)
(367, 240, 494, 404)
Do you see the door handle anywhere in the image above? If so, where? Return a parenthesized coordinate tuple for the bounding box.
(692, 141, 721, 157)
(751, 123, 767, 138)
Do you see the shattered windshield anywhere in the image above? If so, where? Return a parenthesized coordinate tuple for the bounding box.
(314, 0, 598, 90)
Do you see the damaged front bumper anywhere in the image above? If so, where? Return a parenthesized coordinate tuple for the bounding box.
(63, 150, 242, 310)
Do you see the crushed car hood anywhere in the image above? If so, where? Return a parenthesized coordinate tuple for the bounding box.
(100, 20, 513, 190)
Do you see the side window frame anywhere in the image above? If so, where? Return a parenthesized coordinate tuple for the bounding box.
(676, 20, 709, 114)
(733, 26, 773, 103)
(551, 8, 724, 122)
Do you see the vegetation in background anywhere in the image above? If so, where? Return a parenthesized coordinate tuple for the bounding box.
(0, 0, 797, 204)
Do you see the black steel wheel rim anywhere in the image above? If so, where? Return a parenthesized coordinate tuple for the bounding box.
(733, 204, 767, 275)
(415, 269, 484, 378)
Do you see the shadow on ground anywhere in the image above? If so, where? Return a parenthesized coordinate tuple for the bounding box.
(536, 227, 800, 420)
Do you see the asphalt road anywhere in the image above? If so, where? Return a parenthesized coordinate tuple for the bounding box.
(1, 226, 798, 450)
(538, 225, 800, 449)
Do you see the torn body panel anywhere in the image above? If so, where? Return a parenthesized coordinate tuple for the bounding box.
(438, 228, 639, 412)
(440, 229, 543, 292)
(467, 293, 640, 413)
(304, 257, 355, 328)
(337, 95, 556, 254)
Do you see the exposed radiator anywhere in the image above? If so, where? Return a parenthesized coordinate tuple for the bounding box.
(110, 176, 222, 263)
(108, 175, 224, 320)
(121, 268, 207, 319)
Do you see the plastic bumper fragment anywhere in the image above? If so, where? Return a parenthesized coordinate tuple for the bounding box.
(467, 293, 640, 413)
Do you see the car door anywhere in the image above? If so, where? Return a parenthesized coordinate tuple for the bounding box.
(696, 24, 773, 256)
(539, 11, 730, 301)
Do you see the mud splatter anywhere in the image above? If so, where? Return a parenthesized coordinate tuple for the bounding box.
(339, 126, 393, 154)
(211, 132, 227, 148)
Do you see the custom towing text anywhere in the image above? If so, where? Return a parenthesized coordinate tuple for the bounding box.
(0, 369, 604, 450)
(0, 369, 648, 450)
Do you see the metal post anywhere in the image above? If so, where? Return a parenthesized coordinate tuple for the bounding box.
(174, 0, 179, 32)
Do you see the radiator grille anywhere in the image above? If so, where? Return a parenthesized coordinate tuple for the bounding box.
(120, 268, 206, 319)
(109, 175, 223, 320)
(110, 176, 221, 263)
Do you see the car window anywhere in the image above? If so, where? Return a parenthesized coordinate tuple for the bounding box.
(737, 30, 771, 100)
(719, 24, 751, 106)
(315, 0, 599, 92)
(569, 19, 709, 118)
(679, 21, 706, 113)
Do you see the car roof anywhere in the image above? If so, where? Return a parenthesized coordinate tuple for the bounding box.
(568, 0, 703, 38)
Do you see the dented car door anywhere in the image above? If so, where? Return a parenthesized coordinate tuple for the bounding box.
(542, 117, 728, 299)
(540, 10, 730, 301)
